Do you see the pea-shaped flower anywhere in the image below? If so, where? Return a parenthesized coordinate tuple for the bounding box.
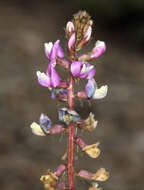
(44, 40, 64, 60)
(30, 113, 52, 136)
(58, 108, 81, 125)
(85, 79, 108, 99)
(37, 60, 61, 88)
(71, 61, 96, 79)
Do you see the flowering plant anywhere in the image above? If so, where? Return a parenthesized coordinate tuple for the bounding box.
(30, 11, 109, 190)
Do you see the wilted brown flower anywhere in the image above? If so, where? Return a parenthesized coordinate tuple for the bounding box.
(82, 142, 100, 158)
(92, 168, 110, 181)
(40, 171, 58, 190)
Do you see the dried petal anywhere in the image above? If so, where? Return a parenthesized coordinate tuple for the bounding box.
(40, 171, 58, 190)
(84, 112, 98, 131)
(92, 168, 110, 181)
(83, 142, 100, 158)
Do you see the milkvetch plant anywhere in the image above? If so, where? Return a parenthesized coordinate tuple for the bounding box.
(30, 11, 109, 190)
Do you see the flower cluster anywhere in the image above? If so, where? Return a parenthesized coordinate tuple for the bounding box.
(30, 10, 110, 190)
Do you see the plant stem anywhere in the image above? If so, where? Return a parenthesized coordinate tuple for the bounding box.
(67, 73, 75, 190)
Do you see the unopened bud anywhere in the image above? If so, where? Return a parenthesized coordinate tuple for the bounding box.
(92, 168, 109, 181)
(84, 25, 92, 42)
(66, 21, 75, 37)
(68, 33, 76, 51)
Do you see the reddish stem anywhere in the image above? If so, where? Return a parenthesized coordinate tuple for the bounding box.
(67, 73, 75, 190)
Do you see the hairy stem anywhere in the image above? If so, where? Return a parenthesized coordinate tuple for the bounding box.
(67, 73, 75, 190)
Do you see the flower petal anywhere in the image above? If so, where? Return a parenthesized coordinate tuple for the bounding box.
(50, 67, 60, 88)
(68, 33, 76, 50)
(40, 113, 52, 134)
(71, 61, 83, 77)
(87, 67, 96, 79)
(30, 122, 46, 136)
(57, 42, 64, 58)
(50, 40, 60, 60)
(85, 79, 97, 98)
(91, 41, 106, 59)
(93, 85, 108, 99)
(36, 71, 51, 87)
(44, 42, 53, 59)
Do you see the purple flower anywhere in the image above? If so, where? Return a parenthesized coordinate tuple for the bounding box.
(39, 113, 52, 134)
(91, 40, 106, 59)
(30, 113, 52, 136)
(37, 61, 60, 88)
(70, 61, 96, 79)
(85, 79, 108, 99)
(51, 88, 67, 99)
(44, 40, 64, 60)
(85, 78, 97, 98)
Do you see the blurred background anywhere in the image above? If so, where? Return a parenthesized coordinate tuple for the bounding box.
(0, 0, 144, 189)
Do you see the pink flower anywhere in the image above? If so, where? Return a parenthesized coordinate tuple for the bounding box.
(68, 33, 76, 51)
(91, 40, 106, 59)
(70, 61, 96, 79)
(37, 60, 60, 88)
(44, 40, 64, 60)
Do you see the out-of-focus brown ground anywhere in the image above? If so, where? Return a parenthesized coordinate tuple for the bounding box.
(0, 1, 144, 190)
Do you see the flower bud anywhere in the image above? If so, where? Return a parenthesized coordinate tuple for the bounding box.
(84, 25, 92, 42)
(68, 33, 76, 51)
(66, 21, 75, 37)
